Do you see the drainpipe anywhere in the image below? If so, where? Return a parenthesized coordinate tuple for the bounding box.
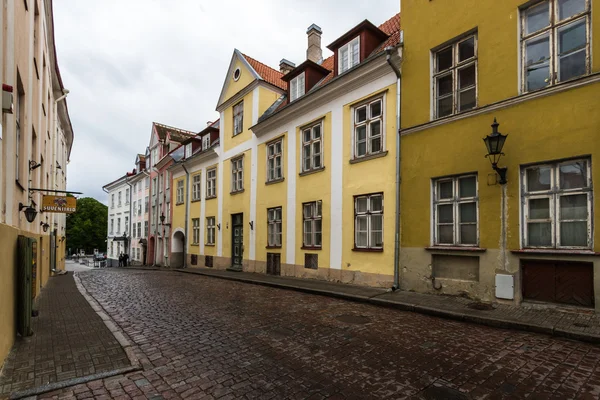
(182, 163, 190, 268)
(125, 179, 133, 265)
(386, 46, 402, 291)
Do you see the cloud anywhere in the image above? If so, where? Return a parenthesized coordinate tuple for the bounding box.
(54, 0, 399, 202)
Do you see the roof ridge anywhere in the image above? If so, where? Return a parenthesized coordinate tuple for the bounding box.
(152, 121, 196, 136)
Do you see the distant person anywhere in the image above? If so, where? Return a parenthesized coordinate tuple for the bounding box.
(123, 253, 129, 267)
(118, 253, 123, 267)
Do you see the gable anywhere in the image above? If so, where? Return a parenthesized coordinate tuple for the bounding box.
(216, 50, 260, 110)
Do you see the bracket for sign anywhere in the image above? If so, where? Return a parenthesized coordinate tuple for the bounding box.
(28, 188, 83, 195)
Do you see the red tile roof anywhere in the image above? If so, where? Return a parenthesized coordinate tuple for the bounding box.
(153, 122, 196, 142)
(242, 53, 287, 91)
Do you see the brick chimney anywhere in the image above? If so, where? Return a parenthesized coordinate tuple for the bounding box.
(279, 59, 296, 75)
(307, 24, 323, 64)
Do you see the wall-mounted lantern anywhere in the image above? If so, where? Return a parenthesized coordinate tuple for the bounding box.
(19, 203, 38, 223)
(160, 213, 166, 224)
(40, 221, 50, 232)
(249, 221, 254, 230)
(483, 118, 508, 184)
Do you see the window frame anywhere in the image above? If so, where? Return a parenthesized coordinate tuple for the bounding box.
(231, 156, 244, 193)
(192, 174, 201, 201)
(206, 216, 216, 245)
(352, 96, 385, 159)
(233, 101, 244, 136)
(290, 72, 306, 101)
(202, 135, 210, 150)
(432, 33, 478, 119)
(432, 174, 479, 247)
(266, 138, 284, 182)
(520, 0, 591, 93)
(267, 207, 283, 248)
(192, 218, 200, 245)
(302, 200, 322, 249)
(206, 168, 217, 199)
(301, 121, 324, 173)
(521, 158, 592, 249)
(176, 179, 184, 204)
(354, 193, 384, 250)
(338, 36, 360, 74)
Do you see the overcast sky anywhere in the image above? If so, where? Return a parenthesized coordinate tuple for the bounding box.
(53, 0, 399, 203)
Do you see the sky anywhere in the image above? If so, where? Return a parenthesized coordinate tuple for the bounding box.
(53, 0, 399, 203)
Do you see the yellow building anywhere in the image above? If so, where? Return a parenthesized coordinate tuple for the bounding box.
(400, 0, 600, 309)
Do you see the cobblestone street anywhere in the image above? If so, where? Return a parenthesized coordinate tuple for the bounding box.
(35, 269, 600, 399)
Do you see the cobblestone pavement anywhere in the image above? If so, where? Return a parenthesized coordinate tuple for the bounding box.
(0, 273, 130, 397)
(39, 269, 600, 399)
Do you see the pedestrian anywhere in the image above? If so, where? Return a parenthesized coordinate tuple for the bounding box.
(124, 253, 129, 267)
(118, 253, 123, 267)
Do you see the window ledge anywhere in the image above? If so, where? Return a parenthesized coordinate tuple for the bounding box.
(175, 202, 184, 206)
(301, 246, 322, 251)
(425, 246, 487, 253)
(205, 195, 217, 200)
(266, 245, 282, 249)
(512, 249, 599, 256)
(265, 177, 285, 186)
(205, 243, 216, 247)
(350, 151, 389, 164)
(230, 189, 245, 195)
(191, 199, 201, 203)
(190, 243, 199, 247)
(352, 247, 383, 253)
(299, 167, 325, 177)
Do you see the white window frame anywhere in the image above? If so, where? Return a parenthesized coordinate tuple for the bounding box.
(432, 174, 479, 246)
(202, 135, 210, 150)
(338, 36, 360, 74)
(520, 0, 591, 93)
(133, 200, 137, 216)
(206, 168, 217, 198)
(301, 121, 323, 173)
(192, 174, 201, 201)
(144, 221, 148, 237)
(352, 97, 384, 159)
(432, 34, 478, 119)
(125, 188, 129, 204)
(138, 201, 142, 215)
(110, 219, 114, 235)
(354, 193, 384, 250)
(231, 156, 244, 193)
(267, 207, 282, 247)
(137, 222, 141, 238)
(176, 179, 184, 204)
(302, 200, 322, 248)
(290, 72, 305, 101)
(233, 101, 244, 136)
(185, 143, 192, 158)
(192, 218, 200, 245)
(111, 194, 115, 208)
(206, 217, 216, 245)
(522, 158, 592, 249)
(267, 139, 283, 182)
(144, 196, 149, 213)
(118, 191, 122, 207)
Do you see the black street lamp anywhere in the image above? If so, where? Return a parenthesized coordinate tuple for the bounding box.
(483, 118, 508, 184)
(19, 203, 38, 223)
(40, 221, 50, 232)
(160, 213, 166, 224)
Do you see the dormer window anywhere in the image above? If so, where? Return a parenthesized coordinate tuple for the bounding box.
(202, 135, 210, 150)
(338, 37, 360, 73)
(185, 143, 192, 158)
(290, 72, 305, 101)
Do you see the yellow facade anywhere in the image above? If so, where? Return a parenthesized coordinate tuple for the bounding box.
(204, 163, 219, 257)
(188, 171, 202, 256)
(401, 0, 600, 307)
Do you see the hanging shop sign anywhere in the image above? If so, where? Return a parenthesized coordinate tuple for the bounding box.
(41, 195, 77, 213)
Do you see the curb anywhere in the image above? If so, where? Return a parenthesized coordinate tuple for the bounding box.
(174, 268, 600, 344)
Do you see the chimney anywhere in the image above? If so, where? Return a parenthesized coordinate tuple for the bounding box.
(279, 59, 296, 75)
(307, 23, 323, 64)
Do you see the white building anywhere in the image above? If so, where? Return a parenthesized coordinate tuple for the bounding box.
(102, 174, 131, 266)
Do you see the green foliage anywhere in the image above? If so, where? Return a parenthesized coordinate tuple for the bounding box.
(65, 197, 108, 254)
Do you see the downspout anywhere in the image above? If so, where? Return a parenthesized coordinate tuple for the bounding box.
(182, 163, 190, 268)
(386, 47, 402, 291)
(125, 179, 133, 265)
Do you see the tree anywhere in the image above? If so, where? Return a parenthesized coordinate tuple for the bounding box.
(65, 197, 107, 255)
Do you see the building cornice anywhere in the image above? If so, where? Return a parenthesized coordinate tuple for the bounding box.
(216, 80, 284, 113)
(401, 72, 600, 136)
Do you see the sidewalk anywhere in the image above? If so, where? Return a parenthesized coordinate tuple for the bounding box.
(177, 267, 600, 343)
(0, 273, 134, 399)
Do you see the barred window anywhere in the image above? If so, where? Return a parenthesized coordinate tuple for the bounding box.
(354, 193, 383, 249)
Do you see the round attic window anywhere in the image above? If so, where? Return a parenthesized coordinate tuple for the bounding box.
(233, 67, 241, 81)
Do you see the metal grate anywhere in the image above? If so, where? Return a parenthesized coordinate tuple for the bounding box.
(266, 253, 281, 276)
(205, 255, 213, 268)
(304, 253, 318, 270)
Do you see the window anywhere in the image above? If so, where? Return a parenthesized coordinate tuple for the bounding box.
(110, 219, 114, 235)
(231, 157, 244, 193)
(233, 101, 243, 136)
(433, 175, 478, 246)
(202, 135, 210, 150)
(138, 182, 142, 192)
(117, 218, 121, 234)
(176, 180, 184, 204)
(354, 194, 384, 249)
(522, 159, 592, 248)
(206, 168, 217, 198)
(118, 191, 122, 206)
(125, 217, 129, 234)
(290, 72, 305, 101)
(338, 37, 360, 73)
(267, 139, 283, 182)
(16, 77, 24, 184)
(137, 222, 141, 238)
(353, 98, 383, 158)
(301, 122, 323, 172)
(144, 196, 149, 213)
(267, 207, 282, 247)
(152, 178, 157, 196)
(192, 174, 201, 201)
(133, 183, 137, 192)
(145, 177, 149, 187)
(133, 200, 137, 216)
(144, 221, 148, 237)
(303, 201, 322, 248)
(433, 34, 477, 118)
(152, 147, 158, 166)
(111, 194, 115, 208)
(110, 242, 114, 256)
(138, 201, 142, 215)
(206, 217, 216, 245)
(521, 0, 590, 92)
(185, 143, 192, 158)
(192, 218, 200, 244)
(165, 171, 170, 190)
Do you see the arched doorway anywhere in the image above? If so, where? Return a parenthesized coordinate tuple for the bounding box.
(171, 230, 185, 268)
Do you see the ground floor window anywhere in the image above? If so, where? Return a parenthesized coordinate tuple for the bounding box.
(206, 217, 215, 245)
(432, 174, 478, 246)
(354, 193, 383, 249)
(267, 207, 282, 247)
(302, 201, 322, 248)
(192, 218, 200, 244)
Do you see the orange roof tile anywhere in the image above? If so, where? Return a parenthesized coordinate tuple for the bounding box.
(242, 53, 287, 91)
